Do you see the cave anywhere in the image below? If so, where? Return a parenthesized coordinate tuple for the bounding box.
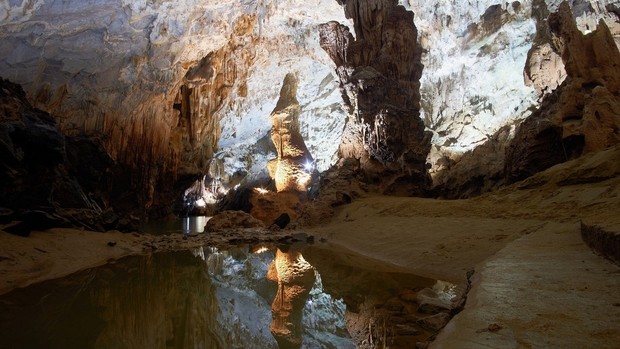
(1, 0, 619, 348)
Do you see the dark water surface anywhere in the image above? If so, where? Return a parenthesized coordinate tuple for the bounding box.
(0, 244, 450, 349)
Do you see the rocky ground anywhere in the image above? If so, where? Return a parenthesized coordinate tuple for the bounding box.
(308, 145, 620, 348)
(1, 145, 619, 348)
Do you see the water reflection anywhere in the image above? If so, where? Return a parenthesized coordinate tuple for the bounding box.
(0, 245, 454, 349)
(139, 215, 211, 235)
(269, 248, 316, 349)
(182, 216, 209, 234)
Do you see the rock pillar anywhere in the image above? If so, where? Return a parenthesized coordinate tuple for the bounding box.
(268, 73, 314, 192)
(318, 0, 432, 195)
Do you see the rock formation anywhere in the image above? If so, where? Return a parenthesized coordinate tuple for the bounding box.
(268, 73, 314, 193)
(319, 0, 432, 195)
(204, 210, 265, 232)
(0, 0, 349, 216)
(505, 2, 620, 182)
(431, 0, 620, 197)
(524, 0, 567, 97)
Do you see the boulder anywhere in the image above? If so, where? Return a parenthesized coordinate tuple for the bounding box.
(205, 210, 265, 232)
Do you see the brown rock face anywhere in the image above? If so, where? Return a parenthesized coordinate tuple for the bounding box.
(319, 1, 431, 195)
(0, 78, 145, 232)
(524, 0, 567, 97)
(506, 2, 620, 182)
(268, 73, 314, 193)
(431, 126, 513, 199)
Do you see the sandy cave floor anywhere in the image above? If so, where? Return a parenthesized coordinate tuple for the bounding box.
(1, 146, 620, 348)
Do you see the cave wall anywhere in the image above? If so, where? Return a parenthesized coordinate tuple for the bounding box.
(0, 0, 350, 214)
(505, 1, 620, 182)
(1, 0, 619, 212)
(404, 0, 620, 174)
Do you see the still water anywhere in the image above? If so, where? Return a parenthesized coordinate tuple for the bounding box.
(0, 244, 450, 349)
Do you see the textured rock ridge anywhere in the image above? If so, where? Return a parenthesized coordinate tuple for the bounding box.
(174, 15, 259, 176)
(319, 0, 431, 195)
(505, 2, 620, 182)
(430, 0, 620, 197)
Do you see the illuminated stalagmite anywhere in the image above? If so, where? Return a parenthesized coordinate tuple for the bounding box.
(268, 73, 314, 192)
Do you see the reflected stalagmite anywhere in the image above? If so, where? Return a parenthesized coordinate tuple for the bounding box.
(267, 248, 316, 349)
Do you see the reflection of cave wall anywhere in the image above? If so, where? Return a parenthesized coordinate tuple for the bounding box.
(267, 248, 316, 348)
(302, 247, 465, 348)
(0, 250, 285, 349)
(4, 245, 460, 349)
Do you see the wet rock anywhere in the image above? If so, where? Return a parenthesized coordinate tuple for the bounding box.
(205, 210, 265, 232)
(3, 210, 69, 237)
(416, 341, 431, 349)
(250, 190, 301, 227)
(101, 209, 120, 230)
(0, 207, 14, 224)
(580, 222, 620, 265)
(117, 216, 140, 232)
